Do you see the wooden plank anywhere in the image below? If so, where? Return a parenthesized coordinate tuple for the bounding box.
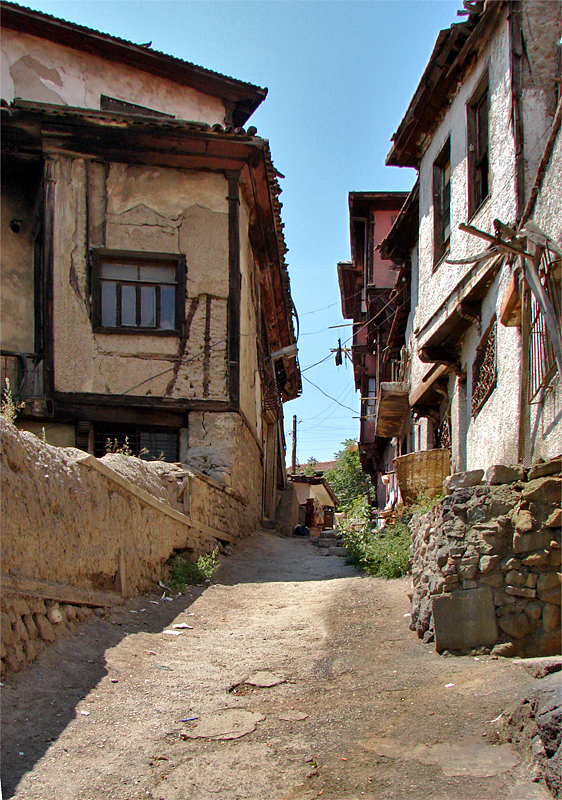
(1, 574, 123, 607)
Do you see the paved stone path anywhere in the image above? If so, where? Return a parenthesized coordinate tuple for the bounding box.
(1, 532, 552, 799)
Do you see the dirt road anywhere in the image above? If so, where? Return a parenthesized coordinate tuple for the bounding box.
(1, 532, 552, 800)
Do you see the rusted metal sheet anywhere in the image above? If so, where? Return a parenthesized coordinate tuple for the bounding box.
(374, 381, 410, 438)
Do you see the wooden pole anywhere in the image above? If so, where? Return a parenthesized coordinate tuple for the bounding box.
(291, 415, 297, 474)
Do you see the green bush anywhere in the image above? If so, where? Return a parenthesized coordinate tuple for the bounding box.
(341, 491, 440, 580)
(167, 548, 220, 588)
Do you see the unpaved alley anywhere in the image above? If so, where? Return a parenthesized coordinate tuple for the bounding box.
(1, 532, 553, 800)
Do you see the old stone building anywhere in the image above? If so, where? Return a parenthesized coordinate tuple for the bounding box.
(1, 1, 301, 530)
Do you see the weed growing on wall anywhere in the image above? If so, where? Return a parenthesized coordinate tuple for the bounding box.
(1, 379, 24, 424)
(167, 548, 220, 588)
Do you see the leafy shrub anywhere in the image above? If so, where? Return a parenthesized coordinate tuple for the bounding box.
(167, 548, 220, 588)
(341, 491, 440, 579)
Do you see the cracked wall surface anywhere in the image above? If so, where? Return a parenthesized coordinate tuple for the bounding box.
(1, 29, 226, 124)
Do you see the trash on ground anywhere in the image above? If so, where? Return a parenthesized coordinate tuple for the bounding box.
(172, 623, 193, 629)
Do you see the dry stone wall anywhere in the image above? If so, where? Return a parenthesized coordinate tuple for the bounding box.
(409, 462, 561, 658)
(1, 417, 261, 676)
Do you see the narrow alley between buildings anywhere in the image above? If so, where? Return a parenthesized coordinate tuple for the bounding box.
(1, 532, 554, 800)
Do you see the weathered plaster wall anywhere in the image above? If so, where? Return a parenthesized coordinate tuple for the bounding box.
(50, 155, 229, 402)
(0, 163, 40, 353)
(238, 195, 261, 436)
(1, 29, 226, 124)
(0, 417, 260, 674)
(526, 125, 562, 462)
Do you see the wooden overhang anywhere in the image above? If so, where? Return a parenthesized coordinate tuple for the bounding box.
(409, 363, 451, 419)
(337, 261, 362, 320)
(374, 382, 410, 439)
(289, 475, 339, 508)
(349, 191, 409, 276)
(379, 181, 419, 263)
(1, 1, 266, 127)
(386, 1, 505, 168)
(1, 100, 301, 402)
(416, 254, 504, 367)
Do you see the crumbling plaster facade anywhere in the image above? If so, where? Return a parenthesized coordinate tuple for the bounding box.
(1, 29, 226, 124)
(404, 1, 561, 473)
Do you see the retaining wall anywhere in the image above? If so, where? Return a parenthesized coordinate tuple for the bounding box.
(0, 417, 258, 675)
(409, 463, 561, 657)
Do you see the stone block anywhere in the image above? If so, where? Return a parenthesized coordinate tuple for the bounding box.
(502, 557, 522, 570)
(505, 569, 527, 587)
(481, 574, 504, 588)
(514, 509, 534, 534)
(506, 586, 536, 599)
(458, 565, 478, 580)
(462, 580, 479, 589)
(486, 464, 525, 485)
(513, 531, 553, 555)
(526, 573, 538, 589)
(1, 613, 14, 646)
(492, 641, 519, 657)
(522, 476, 562, 504)
(433, 587, 498, 652)
(537, 573, 561, 594)
(546, 509, 562, 528)
(443, 470, 484, 495)
(550, 547, 562, 568)
(12, 616, 29, 641)
(11, 598, 31, 617)
(22, 614, 38, 639)
(34, 614, 55, 642)
(480, 555, 501, 573)
(543, 604, 560, 633)
(499, 612, 530, 639)
(522, 549, 549, 567)
(528, 458, 562, 481)
(327, 547, 347, 557)
(524, 602, 542, 620)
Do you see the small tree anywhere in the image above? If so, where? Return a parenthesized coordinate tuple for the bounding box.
(302, 456, 318, 476)
(324, 439, 371, 512)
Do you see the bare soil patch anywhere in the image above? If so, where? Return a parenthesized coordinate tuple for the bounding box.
(1, 532, 552, 799)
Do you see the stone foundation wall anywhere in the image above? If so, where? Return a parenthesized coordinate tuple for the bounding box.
(1, 416, 261, 676)
(409, 463, 561, 657)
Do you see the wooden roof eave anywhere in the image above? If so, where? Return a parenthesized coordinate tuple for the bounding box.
(386, 2, 506, 168)
(1, 1, 266, 126)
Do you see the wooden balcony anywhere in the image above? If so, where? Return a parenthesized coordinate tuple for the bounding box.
(374, 381, 409, 438)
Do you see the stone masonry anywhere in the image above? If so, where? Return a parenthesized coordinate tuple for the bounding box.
(409, 460, 561, 657)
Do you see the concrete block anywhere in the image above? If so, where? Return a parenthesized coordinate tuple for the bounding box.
(443, 470, 484, 495)
(485, 464, 525, 485)
(433, 586, 498, 652)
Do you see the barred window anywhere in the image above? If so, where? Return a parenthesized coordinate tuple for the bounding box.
(528, 247, 560, 403)
(472, 321, 496, 416)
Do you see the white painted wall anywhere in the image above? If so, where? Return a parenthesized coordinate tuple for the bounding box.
(1, 29, 226, 124)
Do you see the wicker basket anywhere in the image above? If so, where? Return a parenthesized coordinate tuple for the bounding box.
(394, 449, 451, 503)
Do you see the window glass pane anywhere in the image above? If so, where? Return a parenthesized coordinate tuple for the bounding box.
(102, 263, 138, 281)
(160, 285, 176, 330)
(139, 265, 176, 283)
(101, 281, 117, 327)
(121, 285, 137, 326)
(141, 285, 156, 327)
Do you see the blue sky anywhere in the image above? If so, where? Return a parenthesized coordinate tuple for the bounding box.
(22, 0, 461, 463)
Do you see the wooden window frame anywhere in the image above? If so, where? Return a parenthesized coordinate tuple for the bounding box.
(467, 75, 489, 219)
(433, 138, 451, 268)
(91, 249, 186, 336)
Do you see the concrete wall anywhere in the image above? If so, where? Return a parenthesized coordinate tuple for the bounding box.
(1, 29, 226, 124)
(0, 416, 261, 675)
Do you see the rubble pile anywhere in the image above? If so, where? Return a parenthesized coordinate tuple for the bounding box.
(408, 460, 561, 657)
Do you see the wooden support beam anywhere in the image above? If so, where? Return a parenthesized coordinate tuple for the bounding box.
(1, 574, 123, 608)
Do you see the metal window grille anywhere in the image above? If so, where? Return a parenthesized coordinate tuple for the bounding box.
(528, 248, 560, 403)
(472, 323, 496, 416)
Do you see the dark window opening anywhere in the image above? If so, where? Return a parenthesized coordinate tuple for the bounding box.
(433, 138, 451, 267)
(467, 77, 489, 218)
(94, 423, 179, 462)
(529, 247, 560, 402)
(472, 321, 496, 416)
(91, 250, 185, 334)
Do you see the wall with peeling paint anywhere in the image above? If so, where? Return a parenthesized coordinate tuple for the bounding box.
(49, 155, 230, 403)
(1, 29, 226, 124)
(411, 6, 560, 473)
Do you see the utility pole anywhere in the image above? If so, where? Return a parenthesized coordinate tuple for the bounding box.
(291, 414, 297, 475)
